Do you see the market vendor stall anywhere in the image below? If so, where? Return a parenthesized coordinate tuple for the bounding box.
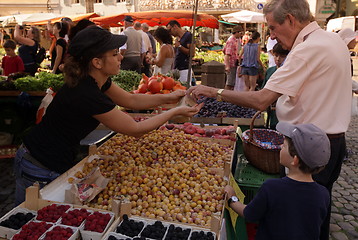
(90, 10, 218, 29)
(0, 116, 283, 240)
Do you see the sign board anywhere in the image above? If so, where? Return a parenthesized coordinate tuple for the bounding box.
(257, 3, 264, 10)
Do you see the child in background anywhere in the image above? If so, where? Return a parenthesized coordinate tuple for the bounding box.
(1, 39, 24, 76)
(225, 122, 330, 240)
(261, 43, 290, 129)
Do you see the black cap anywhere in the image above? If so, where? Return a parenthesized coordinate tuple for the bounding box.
(123, 15, 134, 23)
(68, 26, 127, 60)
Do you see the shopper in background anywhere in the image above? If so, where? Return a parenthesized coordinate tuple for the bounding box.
(142, 23, 156, 55)
(134, 22, 152, 77)
(1, 39, 24, 76)
(14, 26, 203, 205)
(60, 17, 74, 42)
(152, 27, 175, 75)
(188, 1, 351, 238)
(226, 122, 330, 240)
(166, 20, 195, 86)
(14, 25, 41, 76)
(120, 16, 143, 73)
(266, 31, 278, 67)
(50, 22, 68, 74)
(261, 43, 289, 130)
(223, 25, 243, 90)
(337, 28, 357, 76)
(238, 31, 266, 91)
(241, 31, 251, 45)
(68, 19, 95, 41)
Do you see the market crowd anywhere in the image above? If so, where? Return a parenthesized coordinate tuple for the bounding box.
(1, 16, 197, 86)
(0, 0, 357, 239)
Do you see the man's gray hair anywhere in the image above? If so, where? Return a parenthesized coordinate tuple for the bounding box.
(134, 22, 142, 28)
(263, 0, 313, 24)
(142, 23, 149, 30)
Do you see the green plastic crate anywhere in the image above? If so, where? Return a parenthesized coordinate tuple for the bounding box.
(234, 154, 279, 204)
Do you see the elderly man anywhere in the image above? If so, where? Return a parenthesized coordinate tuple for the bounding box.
(134, 21, 152, 76)
(188, 0, 351, 239)
(120, 16, 143, 73)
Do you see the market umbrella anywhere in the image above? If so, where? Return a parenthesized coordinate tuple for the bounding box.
(1, 13, 63, 27)
(28, 12, 100, 25)
(221, 10, 266, 23)
(91, 10, 219, 29)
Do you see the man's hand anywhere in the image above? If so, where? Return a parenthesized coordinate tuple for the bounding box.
(186, 85, 217, 102)
(174, 38, 181, 48)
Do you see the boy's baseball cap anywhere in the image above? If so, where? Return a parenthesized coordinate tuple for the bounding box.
(68, 26, 127, 60)
(276, 122, 331, 169)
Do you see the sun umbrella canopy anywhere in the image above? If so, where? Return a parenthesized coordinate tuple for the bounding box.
(0, 13, 63, 27)
(28, 13, 100, 25)
(221, 10, 266, 23)
(91, 10, 219, 29)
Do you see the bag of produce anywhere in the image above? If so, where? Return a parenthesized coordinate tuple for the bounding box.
(36, 88, 56, 124)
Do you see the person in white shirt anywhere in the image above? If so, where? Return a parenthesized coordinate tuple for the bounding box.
(266, 32, 277, 67)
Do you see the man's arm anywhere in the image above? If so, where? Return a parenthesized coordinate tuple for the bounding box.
(187, 85, 281, 111)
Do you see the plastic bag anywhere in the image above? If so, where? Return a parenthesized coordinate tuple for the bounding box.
(36, 88, 56, 124)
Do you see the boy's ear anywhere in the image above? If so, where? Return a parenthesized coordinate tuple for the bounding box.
(291, 155, 300, 166)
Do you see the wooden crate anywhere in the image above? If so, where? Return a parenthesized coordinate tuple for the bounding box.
(221, 112, 266, 126)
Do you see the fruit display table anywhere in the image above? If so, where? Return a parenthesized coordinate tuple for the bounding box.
(1, 125, 267, 239)
(33, 128, 237, 239)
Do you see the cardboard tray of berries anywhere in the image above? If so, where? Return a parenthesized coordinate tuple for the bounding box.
(9, 185, 120, 240)
(80, 211, 115, 240)
(104, 215, 217, 240)
(11, 220, 53, 240)
(0, 206, 36, 239)
(40, 224, 79, 240)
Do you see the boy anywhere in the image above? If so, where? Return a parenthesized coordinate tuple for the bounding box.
(225, 122, 330, 240)
(2, 39, 24, 76)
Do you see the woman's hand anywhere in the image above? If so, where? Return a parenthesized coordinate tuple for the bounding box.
(166, 90, 185, 103)
(175, 103, 204, 117)
(186, 85, 217, 102)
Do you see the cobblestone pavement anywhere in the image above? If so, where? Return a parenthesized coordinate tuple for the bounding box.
(0, 58, 357, 239)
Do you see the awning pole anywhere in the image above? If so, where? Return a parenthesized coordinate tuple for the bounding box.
(186, 0, 199, 88)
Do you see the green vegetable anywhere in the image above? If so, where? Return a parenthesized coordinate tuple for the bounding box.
(14, 72, 64, 92)
(194, 49, 224, 63)
(111, 70, 141, 92)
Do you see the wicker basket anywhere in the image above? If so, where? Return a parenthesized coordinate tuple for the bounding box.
(242, 111, 284, 174)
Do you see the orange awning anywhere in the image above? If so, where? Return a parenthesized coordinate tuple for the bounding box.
(91, 10, 219, 29)
(29, 13, 100, 25)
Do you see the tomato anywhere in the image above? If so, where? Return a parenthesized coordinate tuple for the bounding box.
(148, 79, 163, 94)
(138, 83, 148, 93)
(162, 77, 175, 90)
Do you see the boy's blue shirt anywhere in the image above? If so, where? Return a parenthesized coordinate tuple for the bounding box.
(244, 176, 329, 240)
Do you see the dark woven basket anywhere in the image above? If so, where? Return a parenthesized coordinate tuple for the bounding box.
(242, 111, 284, 174)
